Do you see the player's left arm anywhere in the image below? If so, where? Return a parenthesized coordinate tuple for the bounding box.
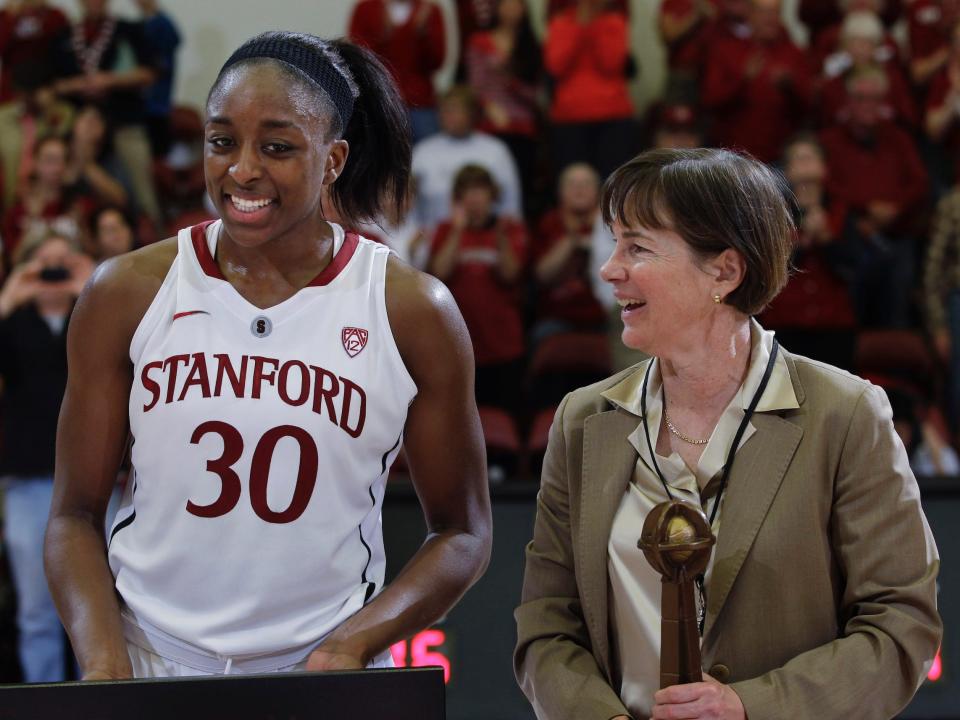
(307, 257, 492, 670)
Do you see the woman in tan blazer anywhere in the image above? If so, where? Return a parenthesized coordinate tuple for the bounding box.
(514, 148, 942, 720)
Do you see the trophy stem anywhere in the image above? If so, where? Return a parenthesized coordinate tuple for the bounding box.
(659, 578, 703, 688)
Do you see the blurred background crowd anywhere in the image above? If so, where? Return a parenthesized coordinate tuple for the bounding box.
(0, 0, 958, 685)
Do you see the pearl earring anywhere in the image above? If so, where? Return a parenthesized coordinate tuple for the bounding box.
(714, 294, 722, 304)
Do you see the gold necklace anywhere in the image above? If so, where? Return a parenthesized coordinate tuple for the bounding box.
(664, 411, 710, 445)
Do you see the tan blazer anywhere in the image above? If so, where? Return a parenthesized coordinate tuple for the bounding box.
(514, 350, 942, 720)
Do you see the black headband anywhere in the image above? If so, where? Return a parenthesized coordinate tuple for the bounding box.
(221, 36, 355, 129)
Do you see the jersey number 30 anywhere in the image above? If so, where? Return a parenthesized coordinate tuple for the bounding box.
(187, 420, 318, 523)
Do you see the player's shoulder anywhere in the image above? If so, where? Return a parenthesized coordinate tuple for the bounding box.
(77, 237, 178, 334)
(90, 236, 178, 299)
(384, 254, 469, 369)
(68, 237, 179, 360)
(384, 253, 455, 320)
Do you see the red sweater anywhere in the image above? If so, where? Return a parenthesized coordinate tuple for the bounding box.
(908, 0, 954, 64)
(761, 247, 856, 329)
(817, 64, 918, 130)
(349, 0, 446, 109)
(430, 218, 527, 365)
(809, 24, 901, 76)
(659, 0, 721, 73)
(0, 7, 68, 103)
(544, 9, 634, 123)
(819, 121, 929, 234)
(701, 30, 813, 163)
(532, 209, 605, 328)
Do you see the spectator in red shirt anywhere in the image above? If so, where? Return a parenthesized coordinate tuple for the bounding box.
(0, 60, 74, 214)
(0, 0, 68, 105)
(1, 135, 84, 270)
(820, 68, 930, 326)
(466, 0, 542, 218)
(52, 0, 159, 224)
(907, 0, 960, 88)
(701, 0, 813, 163)
(428, 164, 526, 412)
(453, 0, 497, 80)
(544, 0, 636, 179)
(809, 0, 901, 74)
(817, 11, 917, 130)
(760, 135, 856, 368)
(531, 163, 606, 343)
(659, 0, 752, 101)
(349, 0, 446, 142)
(658, 0, 720, 92)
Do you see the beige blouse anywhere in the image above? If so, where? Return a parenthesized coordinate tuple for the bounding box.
(602, 321, 799, 718)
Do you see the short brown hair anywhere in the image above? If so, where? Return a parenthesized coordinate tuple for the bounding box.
(601, 148, 795, 315)
(452, 164, 500, 201)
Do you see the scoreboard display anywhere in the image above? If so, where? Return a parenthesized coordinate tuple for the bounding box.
(382, 480, 958, 720)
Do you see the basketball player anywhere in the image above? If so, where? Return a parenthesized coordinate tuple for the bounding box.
(44, 32, 492, 679)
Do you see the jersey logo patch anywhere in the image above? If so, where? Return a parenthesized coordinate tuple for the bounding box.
(342, 327, 369, 358)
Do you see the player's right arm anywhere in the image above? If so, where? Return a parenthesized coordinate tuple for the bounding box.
(44, 240, 175, 680)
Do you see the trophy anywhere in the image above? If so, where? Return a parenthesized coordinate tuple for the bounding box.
(637, 501, 716, 688)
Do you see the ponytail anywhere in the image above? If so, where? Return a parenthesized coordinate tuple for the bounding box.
(327, 39, 412, 227)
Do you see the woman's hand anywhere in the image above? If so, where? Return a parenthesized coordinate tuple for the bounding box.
(651, 673, 745, 720)
(305, 646, 365, 672)
(82, 667, 132, 682)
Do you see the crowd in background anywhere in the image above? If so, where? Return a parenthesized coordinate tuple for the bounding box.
(347, 0, 960, 480)
(0, 0, 959, 683)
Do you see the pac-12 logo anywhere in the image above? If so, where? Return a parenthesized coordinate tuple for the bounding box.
(342, 327, 369, 358)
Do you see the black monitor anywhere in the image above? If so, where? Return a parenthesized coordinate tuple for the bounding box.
(0, 666, 445, 720)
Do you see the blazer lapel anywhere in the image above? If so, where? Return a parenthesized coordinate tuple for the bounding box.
(580, 408, 639, 676)
(703, 410, 803, 638)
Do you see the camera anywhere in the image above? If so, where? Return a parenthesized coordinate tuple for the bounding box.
(39, 266, 70, 283)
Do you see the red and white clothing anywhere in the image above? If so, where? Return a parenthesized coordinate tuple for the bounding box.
(0, 5, 68, 103)
(810, 25, 901, 78)
(817, 65, 918, 129)
(819, 121, 929, 235)
(907, 0, 958, 69)
(531, 209, 606, 330)
(544, 8, 634, 123)
(429, 217, 526, 366)
(466, 32, 538, 137)
(702, 29, 814, 163)
(110, 220, 416, 673)
(659, 0, 721, 74)
(348, 0, 446, 109)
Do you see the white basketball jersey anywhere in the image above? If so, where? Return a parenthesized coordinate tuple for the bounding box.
(109, 220, 416, 660)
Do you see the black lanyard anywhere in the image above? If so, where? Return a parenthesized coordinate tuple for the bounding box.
(638, 337, 780, 632)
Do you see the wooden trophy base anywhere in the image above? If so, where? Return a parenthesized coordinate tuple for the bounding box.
(660, 578, 703, 688)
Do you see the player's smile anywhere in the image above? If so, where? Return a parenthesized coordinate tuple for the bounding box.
(222, 192, 278, 226)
